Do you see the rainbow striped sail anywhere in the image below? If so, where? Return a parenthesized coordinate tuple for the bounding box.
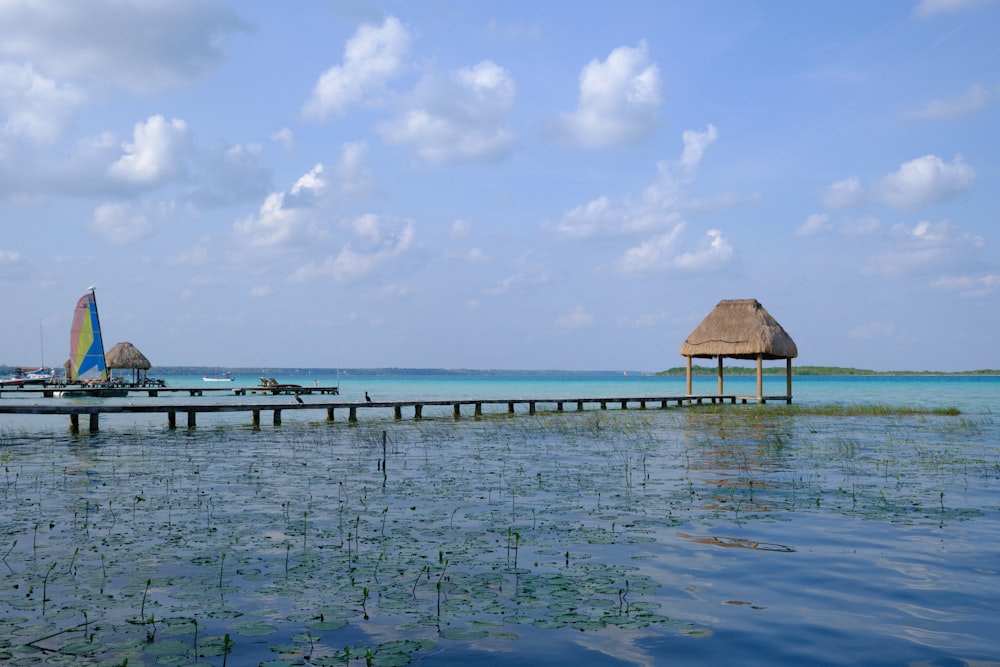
(69, 291, 108, 382)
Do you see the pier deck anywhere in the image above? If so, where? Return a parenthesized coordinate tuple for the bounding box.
(0, 393, 791, 434)
(0, 385, 340, 398)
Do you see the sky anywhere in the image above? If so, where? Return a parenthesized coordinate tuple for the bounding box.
(1, 0, 998, 372)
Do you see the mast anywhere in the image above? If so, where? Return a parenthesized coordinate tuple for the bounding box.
(89, 286, 110, 382)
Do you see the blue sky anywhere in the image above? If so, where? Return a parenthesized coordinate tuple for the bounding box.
(1, 0, 997, 371)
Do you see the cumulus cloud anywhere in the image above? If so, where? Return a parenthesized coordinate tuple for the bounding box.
(864, 219, 985, 276)
(549, 125, 718, 240)
(555, 304, 595, 330)
(234, 163, 327, 247)
(913, 0, 994, 18)
(380, 60, 516, 164)
(930, 273, 1000, 298)
(874, 154, 974, 209)
(558, 41, 662, 148)
(795, 213, 832, 237)
(0, 62, 84, 143)
(619, 224, 732, 273)
(905, 85, 992, 120)
(289, 214, 415, 283)
(90, 201, 153, 243)
(821, 176, 864, 209)
(107, 115, 191, 186)
(302, 15, 410, 119)
(821, 154, 974, 213)
(0, 0, 246, 93)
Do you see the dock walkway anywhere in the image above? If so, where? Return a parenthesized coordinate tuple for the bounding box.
(0, 393, 791, 434)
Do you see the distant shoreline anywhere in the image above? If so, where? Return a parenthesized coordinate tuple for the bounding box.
(5, 365, 995, 377)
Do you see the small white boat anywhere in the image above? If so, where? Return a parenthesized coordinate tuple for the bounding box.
(203, 372, 234, 382)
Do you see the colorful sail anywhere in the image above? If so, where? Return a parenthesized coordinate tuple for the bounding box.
(70, 291, 108, 381)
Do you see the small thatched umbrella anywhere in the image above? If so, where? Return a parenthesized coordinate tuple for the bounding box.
(106, 341, 151, 384)
(679, 299, 798, 402)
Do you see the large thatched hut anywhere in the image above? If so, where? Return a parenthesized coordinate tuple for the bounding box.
(106, 341, 151, 384)
(679, 299, 797, 402)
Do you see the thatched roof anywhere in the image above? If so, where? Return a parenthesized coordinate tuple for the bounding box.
(106, 341, 151, 369)
(680, 299, 797, 360)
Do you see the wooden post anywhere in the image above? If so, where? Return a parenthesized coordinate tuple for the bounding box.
(577, 401, 584, 411)
(187, 411, 196, 428)
(394, 405, 402, 420)
(621, 400, 628, 410)
(508, 402, 515, 414)
(252, 410, 260, 429)
(69, 413, 79, 434)
(168, 412, 176, 429)
(686, 355, 693, 395)
(327, 407, 335, 422)
(349, 407, 357, 422)
(557, 401, 564, 412)
(756, 354, 763, 400)
(717, 355, 724, 395)
(529, 401, 536, 415)
(89, 414, 99, 433)
(786, 357, 793, 404)
(475, 402, 482, 417)
(414, 405, 422, 419)
(273, 409, 281, 426)
(453, 404, 461, 419)
(600, 401, 607, 410)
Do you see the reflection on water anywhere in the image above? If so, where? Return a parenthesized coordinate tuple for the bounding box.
(0, 405, 997, 665)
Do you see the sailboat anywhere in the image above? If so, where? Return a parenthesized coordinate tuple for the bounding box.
(0, 323, 56, 387)
(55, 288, 128, 397)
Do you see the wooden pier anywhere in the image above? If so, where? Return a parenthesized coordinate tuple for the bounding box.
(0, 393, 791, 434)
(0, 385, 340, 398)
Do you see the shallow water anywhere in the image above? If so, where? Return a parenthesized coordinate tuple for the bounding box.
(1, 386, 998, 665)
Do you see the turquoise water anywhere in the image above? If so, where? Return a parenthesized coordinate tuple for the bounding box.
(0, 372, 997, 665)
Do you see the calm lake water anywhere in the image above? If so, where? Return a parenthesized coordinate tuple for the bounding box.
(0, 372, 997, 665)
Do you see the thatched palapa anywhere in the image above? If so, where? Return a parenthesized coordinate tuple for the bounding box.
(106, 341, 151, 384)
(680, 299, 797, 401)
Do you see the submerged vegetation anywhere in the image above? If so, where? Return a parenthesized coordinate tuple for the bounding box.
(0, 404, 996, 665)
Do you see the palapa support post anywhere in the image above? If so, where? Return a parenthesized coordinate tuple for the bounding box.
(756, 354, 763, 401)
(686, 356, 693, 395)
(786, 357, 793, 404)
(717, 355, 724, 395)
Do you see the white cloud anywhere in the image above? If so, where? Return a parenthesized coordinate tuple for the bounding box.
(905, 85, 991, 120)
(874, 154, 974, 209)
(549, 125, 718, 240)
(849, 321, 894, 340)
(0, 62, 84, 143)
(90, 201, 153, 243)
(485, 252, 549, 295)
(930, 273, 1000, 297)
(619, 225, 732, 273)
(271, 127, 294, 150)
(913, 0, 995, 18)
(559, 41, 662, 148)
(289, 215, 415, 284)
(331, 141, 373, 198)
(451, 219, 471, 237)
(555, 304, 595, 330)
(107, 115, 191, 185)
(865, 219, 985, 276)
(234, 163, 328, 247)
(250, 285, 272, 298)
(302, 15, 410, 119)
(380, 60, 516, 164)
(0, 0, 246, 93)
(821, 176, 864, 209)
(795, 213, 831, 237)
